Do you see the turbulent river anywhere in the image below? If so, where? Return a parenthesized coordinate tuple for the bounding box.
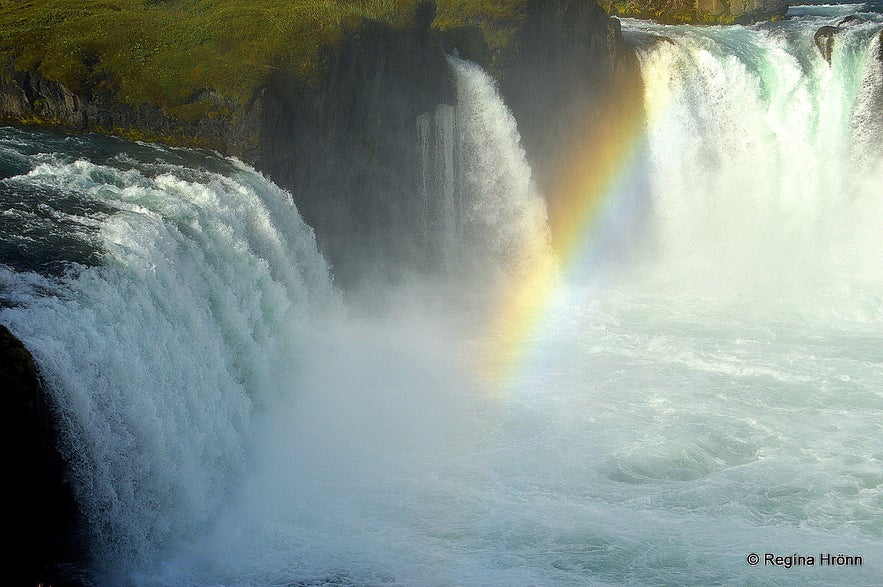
(1, 2, 881, 585)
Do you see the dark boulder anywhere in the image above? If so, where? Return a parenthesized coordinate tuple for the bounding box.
(813, 17, 874, 65)
(814, 25, 842, 64)
(0, 325, 87, 586)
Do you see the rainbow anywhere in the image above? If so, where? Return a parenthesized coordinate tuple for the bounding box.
(481, 69, 649, 386)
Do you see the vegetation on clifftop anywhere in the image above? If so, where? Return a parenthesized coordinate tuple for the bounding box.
(0, 0, 541, 123)
(0, 0, 428, 121)
(596, 0, 787, 24)
(0, 0, 788, 132)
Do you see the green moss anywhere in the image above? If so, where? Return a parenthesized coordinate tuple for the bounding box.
(599, 0, 698, 24)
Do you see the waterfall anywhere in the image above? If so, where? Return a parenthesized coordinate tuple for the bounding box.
(418, 57, 551, 275)
(0, 54, 555, 582)
(625, 16, 883, 295)
(1, 5, 882, 585)
(0, 143, 339, 578)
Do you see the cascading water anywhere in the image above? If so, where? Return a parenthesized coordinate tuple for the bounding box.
(0, 2, 882, 585)
(448, 57, 551, 273)
(0, 134, 340, 581)
(418, 57, 551, 276)
(622, 12, 883, 299)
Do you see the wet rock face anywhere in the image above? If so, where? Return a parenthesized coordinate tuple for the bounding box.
(836, 15, 863, 26)
(251, 11, 456, 283)
(250, 0, 639, 282)
(0, 62, 246, 155)
(441, 26, 490, 66)
(0, 325, 87, 586)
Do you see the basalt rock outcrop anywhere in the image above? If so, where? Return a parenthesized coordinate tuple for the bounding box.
(255, 0, 641, 279)
(440, 25, 490, 65)
(814, 25, 841, 64)
(0, 62, 251, 155)
(597, 0, 788, 24)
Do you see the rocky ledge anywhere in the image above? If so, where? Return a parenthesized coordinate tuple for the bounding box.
(597, 0, 788, 24)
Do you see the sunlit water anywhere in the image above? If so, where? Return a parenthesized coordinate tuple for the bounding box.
(1, 2, 882, 585)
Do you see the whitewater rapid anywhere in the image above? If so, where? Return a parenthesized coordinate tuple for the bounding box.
(0, 2, 881, 585)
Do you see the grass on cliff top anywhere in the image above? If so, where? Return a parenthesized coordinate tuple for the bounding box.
(0, 0, 424, 119)
(0, 0, 532, 121)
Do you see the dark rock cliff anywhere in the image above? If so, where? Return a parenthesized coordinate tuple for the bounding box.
(252, 3, 456, 283)
(0, 325, 87, 586)
(261, 0, 643, 281)
(0, 62, 251, 154)
(498, 0, 641, 184)
(496, 0, 644, 249)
